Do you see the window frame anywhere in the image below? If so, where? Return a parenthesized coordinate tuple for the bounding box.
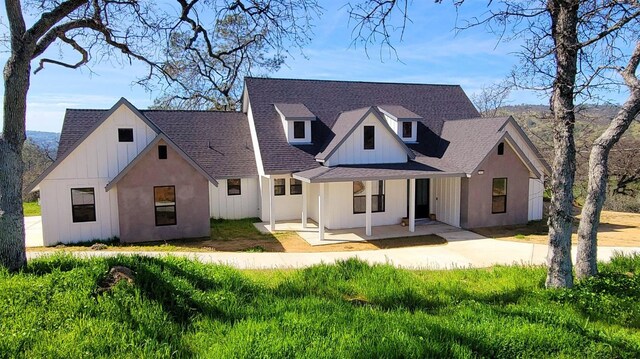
(71, 187, 96, 223)
(118, 128, 134, 142)
(293, 121, 306, 139)
(290, 178, 302, 195)
(402, 121, 413, 138)
(491, 178, 507, 214)
(158, 145, 168, 160)
(497, 142, 505, 155)
(363, 126, 375, 150)
(154, 186, 177, 226)
(274, 178, 286, 196)
(227, 178, 242, 196)
(353, 180, 385, 214)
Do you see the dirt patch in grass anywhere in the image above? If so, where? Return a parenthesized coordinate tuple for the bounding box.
(475, 210, 640, 247)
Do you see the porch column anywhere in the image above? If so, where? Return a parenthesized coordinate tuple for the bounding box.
(269, 176, 275, 231)
(409, 178, 416, 233)
(318, 183, 325, 241)
(302, 181, 308, 228)
(365, 180, 372, 236)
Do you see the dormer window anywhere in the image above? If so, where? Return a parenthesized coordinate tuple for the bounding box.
(293, 121, 305, 139)
(274, 103, 315, 144)
(402, 122, 412, 138)
(377, 105, 420, 143)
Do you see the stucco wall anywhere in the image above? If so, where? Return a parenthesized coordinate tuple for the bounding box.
(116, 140, 210, 242)
(461, 142, 530, 228)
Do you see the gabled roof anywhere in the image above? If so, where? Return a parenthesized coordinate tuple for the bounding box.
(245, 77, 480, 173)
(105, 134, 218, 191)
(28, 100, 257, 192)
(315, 106, 416, 162)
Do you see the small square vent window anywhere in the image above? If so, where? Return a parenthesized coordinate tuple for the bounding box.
(158, 145, 168, 159)
(118, 128, 134, 142)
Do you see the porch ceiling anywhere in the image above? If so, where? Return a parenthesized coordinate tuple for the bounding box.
(293, 162, 465, 183)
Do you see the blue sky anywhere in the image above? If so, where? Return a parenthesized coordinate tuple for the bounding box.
(0, 1, 595, 132)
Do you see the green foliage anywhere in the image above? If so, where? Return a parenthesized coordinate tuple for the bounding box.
(22, 202, 40, 217)
(2, 254, 640, 358)
(209, 218, 263, 241)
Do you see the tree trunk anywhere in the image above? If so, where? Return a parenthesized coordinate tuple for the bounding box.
(545, 0, 580, 289)
(576, 89, 640, 279)
(0, 47, 32, 272)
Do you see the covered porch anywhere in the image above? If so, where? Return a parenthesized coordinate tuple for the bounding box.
(255, 219, 461, 246)
(263, 163, 464, 243)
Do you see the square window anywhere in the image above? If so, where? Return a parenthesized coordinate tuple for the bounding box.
(118, 128, 134, 142)
(154, 186, 176, 226)
(492, 178, 507, 214)
(158, 145, 168, 159)
(353, 180, 385, 214)
(402, 122, 413, 138)
(293, 121, 306, 139)
(274, 178, 286, 196)
(290, 178, 302, 195)
(71, 188, 96, 223)
(364, 126, 375, 150)
(227, 179, 241, 196)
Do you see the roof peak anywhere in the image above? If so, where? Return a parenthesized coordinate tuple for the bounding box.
(245, 76, 463, 88)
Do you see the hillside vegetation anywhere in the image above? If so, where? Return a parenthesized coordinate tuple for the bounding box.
(1, 254, 640, 358)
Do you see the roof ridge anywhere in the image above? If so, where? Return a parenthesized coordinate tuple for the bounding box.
(245, 76, 463, 87)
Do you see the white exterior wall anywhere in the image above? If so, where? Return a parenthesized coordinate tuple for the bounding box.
(504, 122, 546, 221)
(260, 175, 304, 221)
(318, 180, 407, 230)
(246, 99, 266, 176)
(209, 177, 260, 219)
(39, 105, 157, 245)
(325, 113, 408, 167)
(430, 177, 461, 227)
(528, 176, 545, 221)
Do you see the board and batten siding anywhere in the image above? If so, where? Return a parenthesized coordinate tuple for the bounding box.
(324, 113, 408, 167)
(504, 121, 546, 221)
(209, 178, 260, 219)
(430, 177, 461, 227)
(39, 105, 157, 245)
(259, 175, 304, 222)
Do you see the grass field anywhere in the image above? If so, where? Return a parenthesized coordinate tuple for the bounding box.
(2, 254, 640, 358)
(22, 202, 41, 217)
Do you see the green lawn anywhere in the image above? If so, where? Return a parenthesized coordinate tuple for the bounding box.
(2, 254, 640, 358)
(22, 202, 41, 216)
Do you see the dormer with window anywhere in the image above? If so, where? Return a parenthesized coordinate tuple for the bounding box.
(274, 103, 316, 144)
(377, 105, 421, 143)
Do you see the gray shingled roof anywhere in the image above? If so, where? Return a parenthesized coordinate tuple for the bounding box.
(377, 105, 422, 120)
(294, 162, 465, 183)
(273, 103, 316, 120)
(245, 77, 481, 174)
(56, 108, 257, 179)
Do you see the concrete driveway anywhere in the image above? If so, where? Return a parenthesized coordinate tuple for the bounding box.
(26, 228, 640, 270)
(25, 216, 44, 247)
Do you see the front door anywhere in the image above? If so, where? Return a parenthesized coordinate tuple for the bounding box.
(408, 179, 430, 219)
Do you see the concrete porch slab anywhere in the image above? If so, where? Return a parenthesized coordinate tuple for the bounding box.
(254, 220, 464, 246)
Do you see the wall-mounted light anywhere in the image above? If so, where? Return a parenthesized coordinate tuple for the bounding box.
(478, 170, 484, 175)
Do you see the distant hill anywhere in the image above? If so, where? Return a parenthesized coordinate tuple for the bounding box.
(26, 131, 60, 153)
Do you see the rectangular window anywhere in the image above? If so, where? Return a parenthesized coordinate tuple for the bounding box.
(71, 188, 96, 223)
(158, 145, 168, 159)
(492, 178, 507, 214)
(364, 126, 375, 150)
(154, 186, 176, 226)
(402, 122, 413, 138)
(353, 180, 385, 214)
(498, 142, 505, 155)
(118, 128, 134, 142)
(293, 121, 306, 139)
(274, 178, 286, 196)
(290, 178, 302, 195)
(227, 179, 241, 196)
